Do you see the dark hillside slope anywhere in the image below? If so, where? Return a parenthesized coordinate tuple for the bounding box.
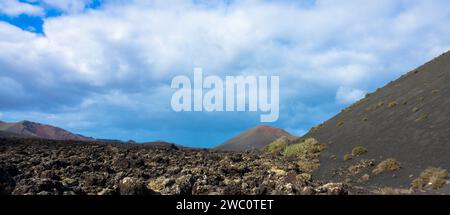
(306, 51, 450, 188)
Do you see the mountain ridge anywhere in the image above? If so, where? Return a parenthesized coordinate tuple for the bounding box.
(215, 125, 296, 151)
(0, 120, 93, 141)
(304, 50, 450, 188)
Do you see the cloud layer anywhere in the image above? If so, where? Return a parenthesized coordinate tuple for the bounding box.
(1, 0, 450, 147)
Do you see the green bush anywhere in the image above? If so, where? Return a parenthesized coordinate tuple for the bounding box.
(351, 146, 368, 156)
(337, 121, 345, 127)
(283, 138, 326, 158)
(343, 154, 352, 161)
(264, 136, 289, 153)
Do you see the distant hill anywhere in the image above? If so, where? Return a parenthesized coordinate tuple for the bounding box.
(0, 130, 33, 139)
(0, 120, 92, 141)
(142, 141, 180, 149)
(305, 51, 450, 188)
(215, 125, 296, 151)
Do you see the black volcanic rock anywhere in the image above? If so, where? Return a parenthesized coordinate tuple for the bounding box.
(0, 168, 16, 195)
(0, 138, 365, 195)
(305, 51, 450, 188)
(216, 125, 296, 151)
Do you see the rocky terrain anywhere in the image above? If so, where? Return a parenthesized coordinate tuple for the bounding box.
(0, 137, 365, 195)
(1, 52, 449, 195)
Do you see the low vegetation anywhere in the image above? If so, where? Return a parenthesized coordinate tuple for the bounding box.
(264, 136, 290, 154)
(351, 146, 368, 156)
(337, 121, 345, 128)
(388, 101, 398, 108)
(372, 158, 401, 175)
(411, 167, 449, 190)
(376, 187, 410, 195)
(343, 154, 352, 161)
(283, 138, 326, 158)
(415, 114, 429, 122)
(283, 138, 327, 173)
(365, 101, 386, 112)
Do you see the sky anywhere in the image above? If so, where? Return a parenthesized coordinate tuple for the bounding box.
(0, 0, 450, 147)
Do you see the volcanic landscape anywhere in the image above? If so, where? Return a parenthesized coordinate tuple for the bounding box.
(1, 51, 450, 195)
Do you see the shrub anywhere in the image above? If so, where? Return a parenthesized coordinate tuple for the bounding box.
(372, 158, 400, 175)
(362, 117, 369, 122)
(415, 114, 428, 122)
(264, 136, 289, 153)
(351, 146, 368, 156)
(388, 101, 398, 108)
(412, 107, 420, 113)
(282, 138, 326, 173)
(411, 167, 449, 190)
(283, 138, 326, 158)
(343, 154, 352, 161)
(337, 121, 345, 127)
(298, 161, 321, 173)
(377, 187, 410, 195)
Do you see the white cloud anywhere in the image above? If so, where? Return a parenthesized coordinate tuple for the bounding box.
(335, 87, 366, 105)
(1, 0, 450, 144)
(23, 0, 93, 14)
(0, 0, 44, 17)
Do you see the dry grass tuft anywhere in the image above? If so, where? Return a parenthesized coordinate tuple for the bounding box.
(415, 114, 429, 122)
(351, 146, 368, 156)
(388, 101, 398, 108)
(411, 167, 449, 190)
(372, 158, 400, 175)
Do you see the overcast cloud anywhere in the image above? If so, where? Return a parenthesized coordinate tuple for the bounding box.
(0, 0, 449, 147)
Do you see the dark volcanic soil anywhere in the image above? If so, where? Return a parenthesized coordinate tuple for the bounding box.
(0, 138, 363, 195)
(306, 51, 450, 189)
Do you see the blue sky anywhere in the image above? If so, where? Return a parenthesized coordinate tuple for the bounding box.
(1, 0, 450, 147)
